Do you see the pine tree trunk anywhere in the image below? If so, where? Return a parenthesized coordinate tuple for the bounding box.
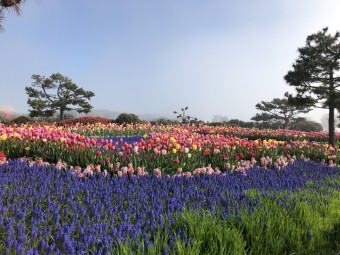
(282, 119, 289, 129)
(329, 107, 335, 146)
(329, 73, 336, 146)
(59, 109, 64, 121)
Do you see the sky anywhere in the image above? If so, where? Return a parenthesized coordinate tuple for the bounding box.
(1, 0, 340, 123)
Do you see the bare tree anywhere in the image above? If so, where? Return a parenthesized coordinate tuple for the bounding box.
(174, 107, 198, 124)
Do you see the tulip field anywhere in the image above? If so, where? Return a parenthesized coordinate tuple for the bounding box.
(0, 122, 340, 254)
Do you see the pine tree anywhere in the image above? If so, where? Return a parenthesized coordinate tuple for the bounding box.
(26, 73, 95, 121)
(284, 27, 340, 145)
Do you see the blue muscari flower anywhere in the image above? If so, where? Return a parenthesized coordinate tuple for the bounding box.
(16, 224, 27, 244)
(163, 247, 170, 255)
(25, 247, 39, 255)
(62, 234, 76, 254)
(1, 159, 340, 253)
(306, 230, 312, 240)
(264, 223, 269, 231)
(15, 242, 25, 254)
(144, 240, 154, 250)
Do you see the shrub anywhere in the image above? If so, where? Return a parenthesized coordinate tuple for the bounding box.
(115, 113, 141, 124)
(0, 117, 11, 125)
(288, 120, 323, 132)
(207, 122, 229, 127)
(151, 118, 180, 125)
(11, 115, 32, 125)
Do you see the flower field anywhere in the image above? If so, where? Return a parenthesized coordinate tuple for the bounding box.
(0, 122, 340, 254)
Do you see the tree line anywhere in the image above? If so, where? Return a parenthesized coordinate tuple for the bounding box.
(22, 27, 340, 145)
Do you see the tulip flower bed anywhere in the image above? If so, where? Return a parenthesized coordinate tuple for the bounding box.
(68, 123, 340, 142)
(0, 159, 340, 254)
(0, 123, 339, 176)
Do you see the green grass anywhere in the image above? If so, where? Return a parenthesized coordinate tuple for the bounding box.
(114, 188, 340, 255)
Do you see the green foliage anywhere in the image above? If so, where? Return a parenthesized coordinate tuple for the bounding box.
(284, 27, 340, 145)
(11, 115, 32, 125)
(188, 119, 205, 125)
(168, 210, 246, 255)
(115, 113, 141, 124)
(238, 189, 340, 255)
(112, 188, 340, 254)
(207, 121, 230, 127)
(115, 210, 246, 255)
(228, 119, 255, 128)
(25, 73, 95, 121)
(0, 118, 11, 125)
(251, 98, 311, 129)
(0, 114, 7, 124)
(151, 118, 180, 125)
(288, 119, 323, 132)
(56, 112, 75, 120)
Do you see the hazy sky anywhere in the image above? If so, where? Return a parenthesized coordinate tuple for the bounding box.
(1, 0, 339, 122)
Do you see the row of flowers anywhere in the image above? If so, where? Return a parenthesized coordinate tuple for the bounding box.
(4, 122, 340, 141)
(0, 148, 337, 180)
(0, 123, 339, 175)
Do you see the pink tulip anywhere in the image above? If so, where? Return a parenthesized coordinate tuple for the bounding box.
(154, 168, 162, 178)
(114, 162, 120, 171)
(121, 167, 128, 175)
(94, 165, 101, 173)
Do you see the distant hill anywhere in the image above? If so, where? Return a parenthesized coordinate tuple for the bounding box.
(86, 109, 120, 120)
(78, 109, 175, 122)
(10, 109, 176, 122)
